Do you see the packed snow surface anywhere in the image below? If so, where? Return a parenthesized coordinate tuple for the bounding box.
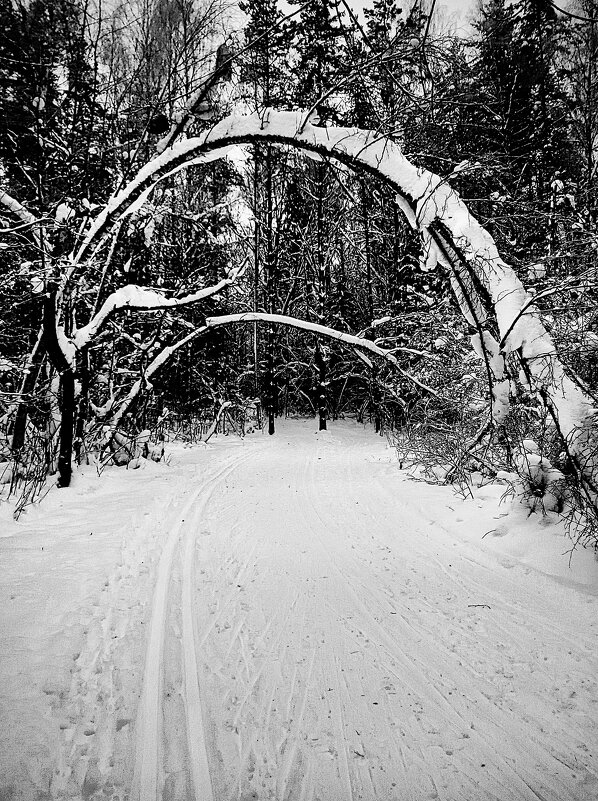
(1, 420, 597, 800)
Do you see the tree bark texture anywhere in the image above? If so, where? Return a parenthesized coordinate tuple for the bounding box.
(43, 289, 75, 488)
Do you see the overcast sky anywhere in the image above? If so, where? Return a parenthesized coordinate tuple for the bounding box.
(435, 0, 478, 30)
(350, 0, 479, 33)
(266, 1, 480, 38)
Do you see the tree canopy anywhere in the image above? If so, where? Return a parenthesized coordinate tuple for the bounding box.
(1, 0, 597, 535)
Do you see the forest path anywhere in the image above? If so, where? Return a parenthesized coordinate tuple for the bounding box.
(133, 420, 598, 801)
(2, 420, 598, 801)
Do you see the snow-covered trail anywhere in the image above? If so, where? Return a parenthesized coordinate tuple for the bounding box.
(2, 420, 598, 800)
(175, 423, 598, 801)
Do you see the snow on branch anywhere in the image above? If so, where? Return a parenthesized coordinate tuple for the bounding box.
(0, 190, 37, 226)
(74, 148, 234, 264)
(74, 109, 595, 456)
(204, 312, 438, 396)
(72, 113, 515, 353)
(0, 189, 44, 251)
(74, 262, 246, 350)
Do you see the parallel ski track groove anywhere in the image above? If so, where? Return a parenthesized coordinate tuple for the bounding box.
(300, 439, 581, 801)
(130, 446, 257, 801)
(131, 428, 597, 801)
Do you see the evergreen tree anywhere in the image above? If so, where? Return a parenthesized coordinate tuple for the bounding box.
(0, 0, 19, 179)
(239, 0, 291, 109)
(291, 0, 347, 123)
(560, 0, 598, 225)
(476, 0, 570, 198)
(362, 0, 404, 128)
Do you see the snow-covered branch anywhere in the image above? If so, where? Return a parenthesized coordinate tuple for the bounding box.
(0, 189, 44, 251)
(72, 109, 596, 467)
(204, 312, 438, 396)
(74, 262, 246, 350)
(74, 148, 234, 266)
(102, 326, 207, 441)
(154, 41, 233, 155)
(104, 307, 440, 445)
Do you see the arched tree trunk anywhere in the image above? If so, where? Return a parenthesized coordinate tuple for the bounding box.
(58, 110, 596, 489)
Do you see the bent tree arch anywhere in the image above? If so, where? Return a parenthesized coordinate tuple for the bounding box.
(49, 110, 596, 489)
(102, 312, 438, 441)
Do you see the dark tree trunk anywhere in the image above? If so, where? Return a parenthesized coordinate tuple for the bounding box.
(253, 146, 261, 400)
(74, 348, 90, 464)
(265, 144, 277, 435)
(361, 181, 374, 320)
(315, 163, 328, 431)
(43, 288, 76, 488)
(267, 323, 276, 435)
(315, 339, 327, 431)
(11, 331, 46, 452)
(57, 369, 75, 487)
(372, 369, 382, 434)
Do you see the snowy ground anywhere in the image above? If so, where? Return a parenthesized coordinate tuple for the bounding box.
(1, 419, 597, 801)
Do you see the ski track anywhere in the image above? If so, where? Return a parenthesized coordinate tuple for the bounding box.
(187, 425, 598, 801)
(130, 447, 259, 801)
(40, 421, 598, 800)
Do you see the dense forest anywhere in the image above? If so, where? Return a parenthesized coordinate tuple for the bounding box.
(0, 0, 597, 537)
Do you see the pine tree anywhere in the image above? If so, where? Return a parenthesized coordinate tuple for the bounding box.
(362, 0, 404, 128)
(476, 0, 570, 199)
(289, 0, 348, 428)
(0, 0, 19, 179)
(239, 0, 291, 109)
(292, 0, 346, 123)
(560, 0, 598, 226)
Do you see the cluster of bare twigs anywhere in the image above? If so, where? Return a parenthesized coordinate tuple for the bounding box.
(0, 387, 263, 518)
(389, 365, 598, 553)
(1, 405, 57, 518)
